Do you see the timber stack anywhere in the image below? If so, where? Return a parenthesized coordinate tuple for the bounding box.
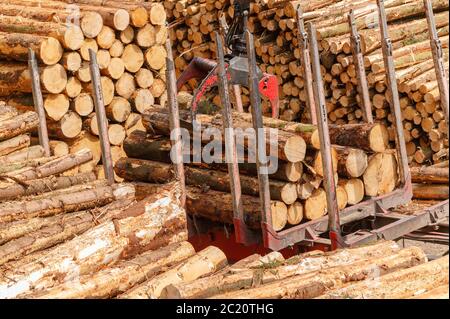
(0, 105, 196, 299)
(0, 0, 169, 181)
(164, 0, 449, 167)
(114, 106, 400, 231)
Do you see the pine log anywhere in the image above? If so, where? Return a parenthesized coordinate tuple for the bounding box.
(47, 111, 82, 140)
(410, 285, 449, 299)
(119, 246, 227, 299)
(44, 94, 70, 121)
(0, 182, 186, 299)
(335, 146, 368, 178)
(314, 123, 388, 153)
(410, 166, 449, 184)
(0, 145, 45, 165)
(318, 256, 448, 299)
(287, 202, 303, 225)
(0, 15, 84, 50)
(211, 247, 426, 299)
(123, 130, 304, 182)
(0, 32, 63, 65)
(339, 178, 365, 205)
(0, 187, 135, 266)
(26, 242, 195, 299)
(412, 184, 449, 200)
(185, 187, 262, 229)
(0, 112, 38, 141)
(161, 241, 401, 299)
(304, 188, 328, 220)
(0, 156, 55, 175)
(115, 157, 300, 205)
(0, 172, 96, 202)
(363, 152, 398, 196)
(2, 1, 130, 31)
(0, 135, 30, 157)
(0, 103, 18, 122)
(0, 182, 126, 223)
(142, 108, 307, 163)
(68, 132, 101, 173)
(5, 149, 92, 181)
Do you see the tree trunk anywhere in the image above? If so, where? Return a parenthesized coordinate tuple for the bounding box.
(142, 108, 307, 163)
(0, 172, 96, 202)
(211, 247, 426, 299)
(410, 166, 449, 184)
(316, 123, 388, 153)
(319, 256, 448, 299)
(115, 157, 300, 205)
(363, 152, 398, 196)
(47, 111, 82, 140)
(0, 183, 127, 223)
(0, 156, 55, 175)
(412, 184, 449, 200)
(0, 145, 45, 165)
(119, 246, 227, 299)
(0, 15, 84, 50)
(0, 182, 186, 299)
(0, 135, 30, 157)
(0, 190, 135, 266)
(6, 149, 92, 181)
(335, 146, 368, 178)
(410, 285, 449, 299)
(0, 112, 38, 141)
(0, 31, 63, 65)
(339, 178, 365, 205)
(26, 242, 195, 299)
(1, 1, 130, 31)
(161, 241, 401, 299)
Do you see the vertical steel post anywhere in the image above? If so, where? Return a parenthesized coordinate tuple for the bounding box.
(28, 49, 51, 157)
(376, 0, 410, 185)
(165, 38, 187, 208)
(89, 49, 115, 185)
(245, 30, 273, 242)
(308, 23, 343, 250)
(348, 9, 374, 124)
(215, 32, 250, 243)
(296, 6, 317, 125)
(424, 0, 449, 125)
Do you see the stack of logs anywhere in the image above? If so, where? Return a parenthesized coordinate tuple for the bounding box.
(7, 238, 447, 299)
(114, 106, 400, 232)
(0, 103, 214, 300)
(0, 0, 169, 181)
(164, 0, 449, 166)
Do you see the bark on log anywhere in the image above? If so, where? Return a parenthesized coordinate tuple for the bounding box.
(26, 242, 195, 299)
(119, 246, 227, 299)
(0, 187, 135, 266)
(335, 146, 368, 178)
(0, 172, 96, 202)
(0, 156, 55, 175)
(142, 108, 307, 163)
(0, 145, 45, 165)
(0, 15, 84, 50)
(315, 123, 388, 153)
(318, 256, 448, 299)
(0, 183, 134, 245)
(0, 32, 63, 65)
(363, 152, 398, 197)
(0, 112, 38, 141)
(412, 184, 449, 200)
(410, 166, 449, 184)
(161, 241, 401, 299)
(211, 247, 426, 299)
(0, 182, 186, 299)
(410, 285, 449, 299)
(0, 135, 30, 157)
(115, 157, 299, 205)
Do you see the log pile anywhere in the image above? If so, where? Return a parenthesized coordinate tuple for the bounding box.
(163, 0, 449, 167)
(0, 0, 169, 181)
(150, 240, 447, 300)
(114, 106, 399, 232)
